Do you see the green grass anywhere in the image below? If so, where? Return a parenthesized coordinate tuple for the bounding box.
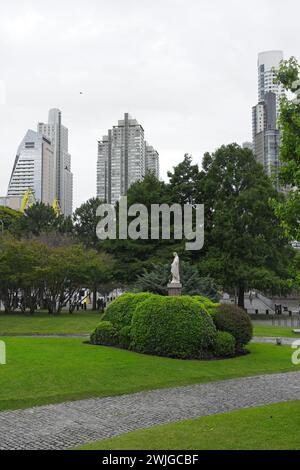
(0, 337, 299, 412)
(75, 401, 300, 450)
(253, 325, 300, 338)
(0, 311, 102, 335)
(2, 312, 300, 339)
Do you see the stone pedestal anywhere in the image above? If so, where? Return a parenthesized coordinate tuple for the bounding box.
(167, 282, 182, 297)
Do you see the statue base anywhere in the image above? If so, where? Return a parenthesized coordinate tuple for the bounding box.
(167, 282, 182, 297)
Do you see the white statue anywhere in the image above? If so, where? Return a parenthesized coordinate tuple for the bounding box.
(170, 252, 180, 284)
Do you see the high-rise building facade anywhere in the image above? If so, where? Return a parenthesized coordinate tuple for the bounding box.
(7, 129, 54, 205)
(145, 142, 159, 178)
(97, 113, 159, 204)
(252, 51, 284, 181)
(257, 51, 284, 107)
(38, 109, 73, 216)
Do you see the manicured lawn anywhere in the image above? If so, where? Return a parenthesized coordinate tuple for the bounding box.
(0, 338, 299, 412)
(76, 401, 300, 450)
(253, 325, 300, 338)
(0, 311, 102, 335)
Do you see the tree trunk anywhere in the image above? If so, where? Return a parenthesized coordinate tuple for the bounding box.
(92, 286, 97, 311)
(238, 285, 245, 309)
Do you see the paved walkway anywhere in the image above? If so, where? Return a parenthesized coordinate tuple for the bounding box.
(0, 371, 300, 450)
(252, 336, 297, 345)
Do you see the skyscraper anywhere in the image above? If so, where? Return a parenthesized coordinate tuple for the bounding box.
(252, 51, 284, 181)
(38, 109, 73, 216)
(97, 113, 159, 204)
(145, 142, 160, 178)
(257, 51, 284, 106)
(7, 129, 54, 206)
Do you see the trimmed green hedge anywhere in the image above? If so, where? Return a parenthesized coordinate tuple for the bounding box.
(91, 294, 253, 360)
(131, 296, 217, 359)
(194, 296, 220, 314)
(212, 304, 253, 351)
(118, 326, 132, 349)
(103, 293, 155, 331)
(90, 321, 117, 346)
(213, 331, 235, 357)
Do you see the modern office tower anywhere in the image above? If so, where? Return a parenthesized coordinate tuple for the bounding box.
(97, 113, 158, 204)
(257, 51, 284, 107)
(7, 129, 54, 206)
(38, 108, 73, 216)
(145, 142, 159, 178)
(252, 51, 284, 181)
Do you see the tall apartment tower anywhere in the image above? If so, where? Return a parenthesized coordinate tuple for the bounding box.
(145, 142, 159, 177)
(38, 109, 73, 216)
(7, 129, 54, 205)
(97, 113, 159, 204)
(252, 51, 284, 180)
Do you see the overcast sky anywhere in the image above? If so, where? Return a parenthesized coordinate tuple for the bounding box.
(0, 0, 299, 209)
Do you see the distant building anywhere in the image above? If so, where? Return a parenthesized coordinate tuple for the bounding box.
(6, 129, 54, 206)
(0, 196, 24, 211)
(242, 142, 253, 151)
(38, 109, 73, 216)
(97, 113, 159, 204)
(252, 51, 284, 183)
(257, 51, 284, 109)
(145, 142, 159, 177)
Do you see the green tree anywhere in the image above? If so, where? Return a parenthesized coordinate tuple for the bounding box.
(198, 144, 292, 308)
(73, 197, 102, 247)
(42, 243, 108, 315)
(17, 202, 68, 236)
(167, 153, 200, 205)
(0, 236, 46, 313)
(135, 261, 220, 299)
(101, 174, 180, 284)
(272, 57, 300, 240)
(0, 206, 21, 234)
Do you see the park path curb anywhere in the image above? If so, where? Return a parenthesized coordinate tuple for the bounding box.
(0, 371, 300, 450)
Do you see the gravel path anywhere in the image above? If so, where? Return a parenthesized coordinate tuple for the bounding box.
(1, 371, 300, 450)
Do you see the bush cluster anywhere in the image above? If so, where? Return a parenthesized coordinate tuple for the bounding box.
(193, 296, 220, 314)
(131, 296, 217, 359)
(211, 304, 253, 351)
(90, 321, 117, 346)
(91, 293, 252, 359)
(213, 331, 236, 357)
(103, 293, 154, 330)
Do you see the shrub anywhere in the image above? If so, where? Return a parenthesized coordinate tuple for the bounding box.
(118, 326, 132, 349)
(193, 296, 220, 314)
(212, 304, 253, 351)
(131, 296, 217, 359)
(213, 331, 236, 357)
(90, 321, 117, 346)
(104, 293, 154, 331)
